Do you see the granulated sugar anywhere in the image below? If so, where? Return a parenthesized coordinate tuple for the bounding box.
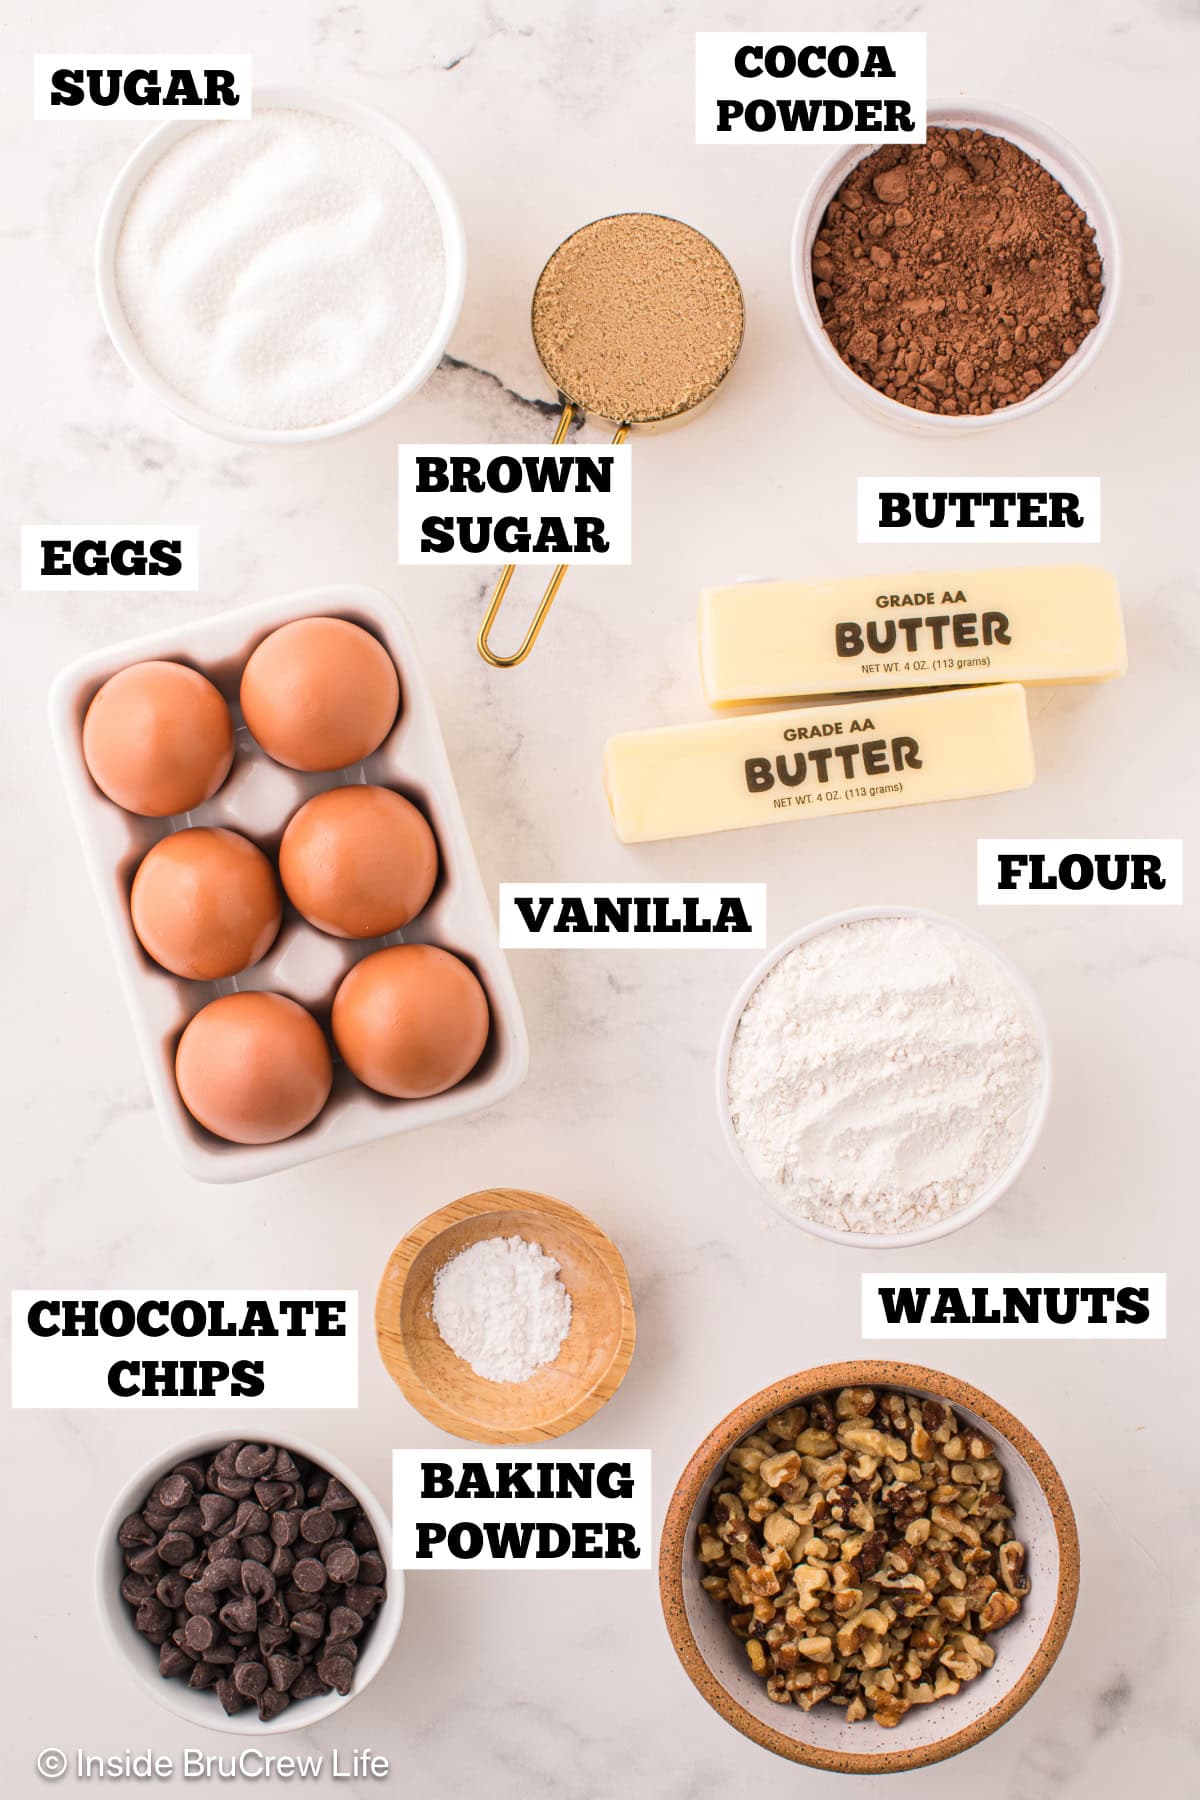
(115, 107, 446, 430)
(431, 1236, 573, 1383)
(727, 916, 1045, 1235)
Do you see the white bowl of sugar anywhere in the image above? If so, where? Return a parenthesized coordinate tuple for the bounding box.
(95, 87, 467, 444)
(715, 906, 1052, 1249)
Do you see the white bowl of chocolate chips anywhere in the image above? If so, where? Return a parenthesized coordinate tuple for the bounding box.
(98, 1435, 402, 1732)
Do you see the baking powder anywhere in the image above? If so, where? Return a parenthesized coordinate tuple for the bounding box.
(431, 1236, 573, 1383)
(726, 916, 1045, 1235)
(115, 107, 446, 430)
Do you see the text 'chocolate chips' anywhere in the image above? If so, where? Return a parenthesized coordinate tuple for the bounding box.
(116, 1441, 384, 1721)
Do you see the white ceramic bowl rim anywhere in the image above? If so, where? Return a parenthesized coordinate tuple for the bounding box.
(715, 905, 1052, 1248)
(790, 97, 1121, 431)
(96, 1430, 402, 1735)
(94, 84, 467, 445)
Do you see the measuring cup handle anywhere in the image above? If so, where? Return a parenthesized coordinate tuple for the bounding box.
(476, 407, 629, 668)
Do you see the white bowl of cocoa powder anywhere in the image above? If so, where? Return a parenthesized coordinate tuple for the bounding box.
(791, 101, 1120, 431)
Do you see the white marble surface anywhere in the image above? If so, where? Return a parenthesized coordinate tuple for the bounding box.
(4, 1, 1198, 1794)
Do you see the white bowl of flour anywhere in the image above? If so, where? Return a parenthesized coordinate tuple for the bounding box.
(717, 907, 1051, 1246)
(96, 88, 466, 443)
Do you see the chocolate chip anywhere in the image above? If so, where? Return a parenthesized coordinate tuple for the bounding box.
(326, 1606, 363, 1644)
(269, 1546, 294, 1581)
(219, 1596, 258, 1634)
(321, 1478, 358, 1511)
(173, 1460, 207, 1491)
(289, 1609, 326, 1640)
(258, 1688, 291, 1722)
(216, 1677, 249, 1716)
(254, 1481, 291, 1512)
(270, 1510, 301, 1547)
(267, 1651, 303, 1692)
(157, 1532, 195, 1568)
(317, 1655, 354, 1696)
(141, 1505, 178, 1534)
(357, 1552, 385, 1586)
(241, 1562, 275, 1602)
(258, 1623, 292, 1655)
(118, 1513, 157, 1549)
(343, 1583, 383, 1615)
(159, 1642, 193, 1679)
(121, 1573, 156, 1605)
(292, 1559, 327, 1594)
(124, 1544, 163, 1578)
(231, 1501, 270, 1540)
(241, 1533, 273, 1564)
(291, 1667, 327, 1699)
(188, 1662, 219, 1690)
(183, 1614, 217, 1653)
(349, 1517, 377, 1551)
(201, 1558, 241, 1593)
(156, 1474, 193, 1511)
(156, 1574, 188, 1609)
(202, 1642, 237, 1665)
(214, 1473, 254, 1501)
(198, 1494, 235, 1534)
(134, 1597, 171, 1636)
(272, 1451, 301, 1484)
(234, 1445, 277, 1479)
(259, 1596, 288, 1630)
(300, 1508, 336, 1544)
(184, 1584, 218, 1617)
(233, 1660, 269, 1698)
(323, 1543, 358, 1584)
(212, 1443, 243, 1478)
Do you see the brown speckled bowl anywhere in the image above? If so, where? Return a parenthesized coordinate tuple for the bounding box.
(660, 1362, 1078, 1775)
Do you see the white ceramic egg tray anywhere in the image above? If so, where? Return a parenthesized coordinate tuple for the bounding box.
(49, 586, 529, 1183)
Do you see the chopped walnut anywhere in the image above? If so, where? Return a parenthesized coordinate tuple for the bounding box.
(697, 1386, 1028, 1729)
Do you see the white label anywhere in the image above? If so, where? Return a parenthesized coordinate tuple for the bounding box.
(391, 1451, 652, 1570)
(498, 883, 766, 948)
(398, 444, 632, 566)
(33, 56, 251, 119)
(862, 1275, 1166, 1340)
(857, 478, 1101, 543)
(977, 839, 1183, 906)
(695, 32, 925, 144)
(21, 526, 199, 591)
(10, 1291, 357, 1408)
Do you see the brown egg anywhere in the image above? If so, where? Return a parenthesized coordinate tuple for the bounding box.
(82, 660, 234, 816)
(175, 992, 333, 1145)
(131, 828, 282, 979)
(239, 617, 400, 772)
(332, 944, 489, 1099)
(279, 786, 438, 940)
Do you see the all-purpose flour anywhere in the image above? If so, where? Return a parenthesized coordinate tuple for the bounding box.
(431, 1236, 573, 1383)
(115, 108, 446, 430)
(726, 916, 1045, 1235)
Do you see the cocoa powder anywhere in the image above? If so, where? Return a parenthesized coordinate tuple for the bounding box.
(811, 127, 1104, 416)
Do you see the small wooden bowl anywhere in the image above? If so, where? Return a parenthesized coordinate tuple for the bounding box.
(375, 1188, 636, 1443)
(661, 1362, 1079, 1775)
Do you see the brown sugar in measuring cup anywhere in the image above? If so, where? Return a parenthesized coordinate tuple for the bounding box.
(477, 212, 744, 667)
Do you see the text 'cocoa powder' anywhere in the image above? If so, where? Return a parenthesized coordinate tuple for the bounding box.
(812, 127, 1104, 416)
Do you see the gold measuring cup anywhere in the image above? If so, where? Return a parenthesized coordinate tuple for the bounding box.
(477, 212, 744, 668)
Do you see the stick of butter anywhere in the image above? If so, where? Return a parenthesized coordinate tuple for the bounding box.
(604, 685, 1034, 844)
(698, 564, 1125, 704)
